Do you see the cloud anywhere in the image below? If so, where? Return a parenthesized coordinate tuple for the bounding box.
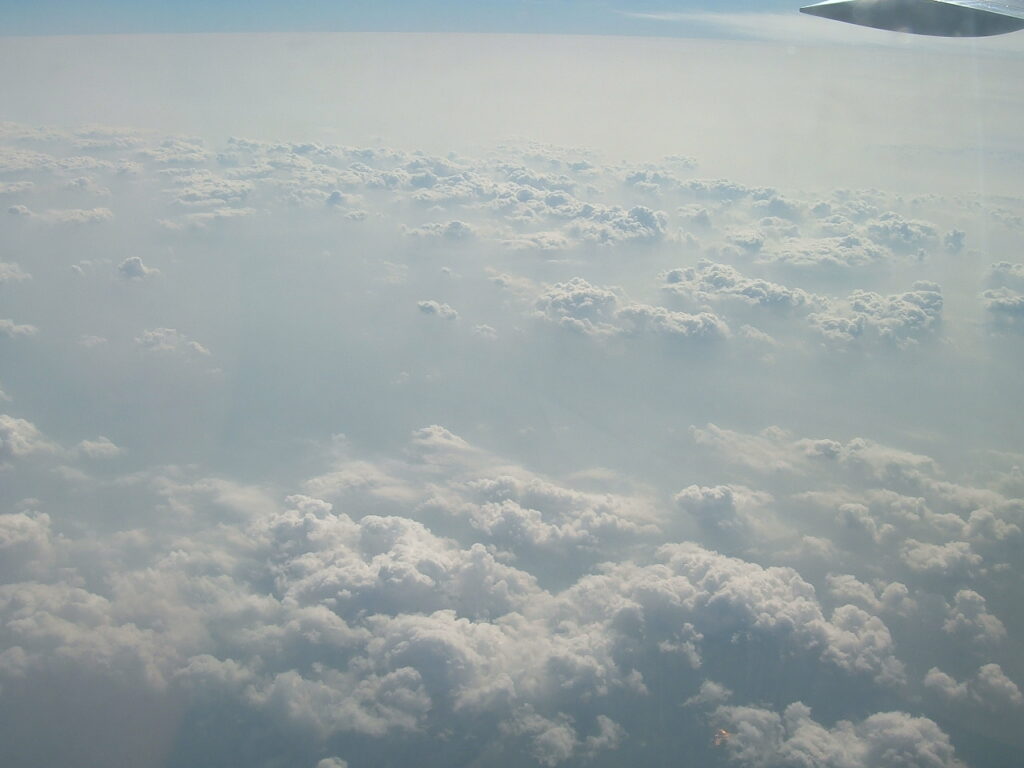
(117, 256, 159, 279)
(405, 220, 476, 240)
(925, 664, 1023, 709)
(615, 303, 730, 341)
(982, 287, 1024, 333)
(808, 283, 944, 349)
(714, 702, 963, 768)
(900, 541, 981, 577)
(0, 181, 34, 195)
(0, 512, 56, 581)
(0, 262, 30, 283)
(159, 206, 256, 229)
(138, 136, 210, 165)
(76, 436, 122, 459)
(534, 278, 729, 341)
(0, 415, 57, 460)
(0, 319, 38, 338)
(987, 262, 1024, 290)
(942, 589, 1007, 645)
(535, 278, 620, 335)
(34, 207, 115, 224)
(826, 574, 916, 616)
(0, 425, 927, 765)
(673, 484, 778, 545)
(0, 74, 1022, 767)
(864, 212, 937, 251)
(134, 327, 211, 357)
(759, 235, 887, 270)
(662, 261, 818, 311)
(565, 204, 669, 244)
(417, 300, 459, 320)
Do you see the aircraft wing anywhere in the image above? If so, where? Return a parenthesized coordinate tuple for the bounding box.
(800, 0, 1024, 36)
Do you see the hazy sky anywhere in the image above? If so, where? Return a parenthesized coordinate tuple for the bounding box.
(6, 0, 798, 35)
(1, 8, 1023, 768)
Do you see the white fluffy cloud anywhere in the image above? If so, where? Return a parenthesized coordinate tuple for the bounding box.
(715, 702, 962, 768)
(808, 283, 943, 349)
(117, 256, 158, 279)
(0, 69, 1021, 767)
(534, 277, 729, 341)
(0, 262, 30, 283)
(925, 664, 1023, 710)
(134, 327, 211, 357)
(663, 260, 817, 310)
(417, 299, 459, 320)
(0, 414, 56, 459)
(0, 319, 38, 338)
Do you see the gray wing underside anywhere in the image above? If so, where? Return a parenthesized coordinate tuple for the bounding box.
(801, 0, 1024, 36)
(943, 0, 1024, 20)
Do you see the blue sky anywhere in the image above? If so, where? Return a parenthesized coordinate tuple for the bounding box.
(1, 0, 796, 35)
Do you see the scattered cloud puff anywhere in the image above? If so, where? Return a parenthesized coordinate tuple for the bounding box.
(7, 206, 114, 224)
(808, 283, 943, 349)
(134, 327, 211, 357)
(534, 277, 729, 341)
(925, 664, 1023, 710)
(417, 300, 459, 320)
(714, 702, 962, 768)
(760, 234, 889, 270)
(982, 264, 1024, 333)
(690, 423, 938, 483)
(0, 319, 38, 338)
(0, 414, 57, 460)
(1, 118, 1021, 768)
(663, 260, 818, 311)
(0, 262, 30, 283)
(76, 436, 122, 459)
(405, 220, 476, 240)
(117, 256, 159, 279)
(0, 413, 121, 467)
(2, 423, 981, 765)
(942, 589, 1007, 645)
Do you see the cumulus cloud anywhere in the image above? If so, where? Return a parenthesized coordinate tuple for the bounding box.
(0, 95, 1021, 767)
(760, 235, 887, 270)
(534, 278, 728, 341)
(417, 300, 459, 320)
(662, 260, 818, 311)
(616, 303, 730, 341)
(534, 278, 620, 335)
(0, 415, 57, 459)
(982, 286, 1024, 333)
(808, 283, 943, 349)
(986, 262, 1024, 290)
(925, 664, 1023, 710)
(0, 319, 38, 338)
(76, 436, 122, 459)
(673, 484, 778, 545)
(134, 327, 211, 357)
(39, 207, 115, 224)
(900, 541, 981, 577)
(0, 425, 929, 767)
(942, 590, 1007, 645)
(405, 220, 475, 240)
(691, 424, 940, 486)
(0, 262, 30, 283)
(826, 574, 916, 616)
(565, 204, 669, 244)
(864, 212, 937, 251)
(117, 256, 159, 279)
(714, 702, 963, 768)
